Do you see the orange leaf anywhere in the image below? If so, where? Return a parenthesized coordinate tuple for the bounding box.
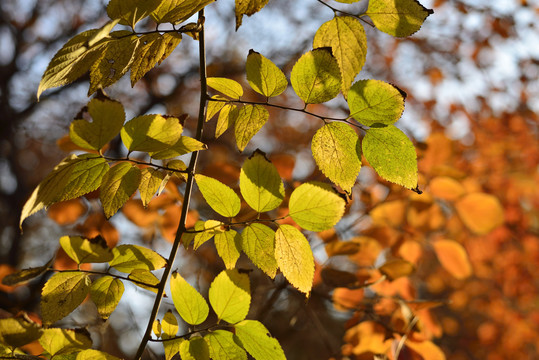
(332, 288, 365, 311)
(122, 199, 158, 227)
(370, 200, 406, 227)
(325, 240, 360, 257)
(379, 259, 415, 281)
(401, 339, 446, 360)
(0, 264, 17, 293)
(344, 321, 392, 356)
(429, 176, 466, 201)
(455, 193, 504, 234)
(76, 213, 119, 248)
(48, 199, 87, 225)
(432, 239, 472, 280)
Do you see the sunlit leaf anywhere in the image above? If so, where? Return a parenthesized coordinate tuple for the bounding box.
(378, 259, 415, 280)
(170, 272, 209, 325)
(209, 269, 250, 324)
(246, 50, 288, 97)
(241, 223, 278, 278)
(1, 258, 54, 286)
(366, 0, 433, 37)
(162, 311, 178, 339)
(59, 236, 113, 264)
(195, 174, 241, 217)
(0, 317, 42, 348)
(39, 328, 92, 356)
(207, 77, 243, 99)
(152, 320, 162, 338)
(180, 336, 210, 360)
(214, 229, 242, 269)
(164, 338, 185, 360)
(404, 339, 446, 360)
(345, 321, 392, 355)
(455, 193, 504, 235)
(206, 96, 227, 122)
(235, 0, 269, 29)
(121, 114, 183, 153)
(106, 0, 162, 28)
(432, 239, 472, 280)
(205, 330, 247, 360)
(90, 275, 124, 319)
(128, 269, 159, 293)
(235, 320, 285, 360)
(138, 168, 167, 207)
(151, 0, 215, 25)
(234, 105, 269, 152)
(76, 349, 122, 360)
(149, 136, 207, 159)
(99, 162, 141, 219)
(109, 244, 166, 273)
(216, 103, 238, 138)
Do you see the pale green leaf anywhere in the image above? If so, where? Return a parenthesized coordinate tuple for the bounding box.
(0, 317, 42, 348)
(216, 104, 237, 138)
(347, 79, 406, 126)
(90, 276, 124, 319)
(240, 149, 284, 212)
(288, 182, 346, 232)
(162, 311, 179, 339)
(128, 269, 159, 293)
(209, 269, 250, 324)
(1, 258, 54, 286)
(235, 0, 269, 30)
(246, 50, 287, 98)
(107, 0, 162, 28)
(290, 48, 341, 104)
(214, 229, 242, 270)
(20, 154, 109, 228)
(275, 225, 314, 295)
(151, 0, 215, 25)
(182, 221, 214, 249)
(149, 136, 207, 159)
(121, 114, 183, 153)
(207, 77, 243, 99)
(59, 236, 113, 264)
(163, 338, 184, 360)
(109, 244, 167, 273)
(205, 330, 247, 360)
(311, 122, 361, 193)
(170, 272, 209, 325)
(41, 272, 91, 326)
(138, 168, 167, 207)
(313, 16, 367, 96)
(241, 224, 277, 278)
(70, 97, 125, 152)
(234, 320, 285, 360)
(366, 0, 433, 37)
(192, 220, 225, 250)
(76, 349, 122, 360)
(206, 96, 227, 122)
(234, 105, 268, 152)
(99, 162, 141, 218)
(39, 328, 92, 356)
(89, 31, 140, 95)
(194, 174, 241, 217)
(180, 337, 210, 360)
(362, 125, 418, 189)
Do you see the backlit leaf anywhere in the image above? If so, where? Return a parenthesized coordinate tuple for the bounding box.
(432, 239, 472, 280)
(164, 338, 184, 360)
(41, 272, 91, 326)
(39, 328, 92, 356)
(240, 150, 284, 212)
(313, 16, 367, 95)
(1, 258, 54, 286)
(128, 269, 159, 293)
(170, 272, 209, 325)
(288, 182, 346, 232)
(76, 349, 122, 360)
(151, 0, 215, 25)
(246, 50, 287, 98)
(311, 122, 361, 193)
(214, 229, 242, 269)
(109, 244, 166, 273)
(99, 162, 141, 218)
(205, 330, 247, 360)
(366, 0, 433, 37)
(206, 96, 227, 122)
(209, 269, 250, 324)
(378, 259, 415, 280)
(404, 339, 446, 360)
(234, 105, 269, 152)
(207, 77, 243, 99)
(90, 276, 124, 319)
(290, 48, 341, 104)
(234, 320, 285, 360)
(138, 168, 167, 207)
(429, 176, 466, 201)
(455, 193, 504, 235)
(162, 311, 178, 339)
(275, 225, 314, 295)
(180, 336, 210, 360)
(347, 80, 405, 126)
(345, 321, 391, 355)
(106, 0, 162, 28)
(0, 317, 42, 348)
(235, 0, 269, 29)
(216, 104, 237, 138)
(195, 174, 241, 217)
(70, 97, 125, 152)
(60, 236, 113, 264)
(149, 136, 207, 159)
(121, 114, 183, 153)
(362, 125, 418, 189)
(241, 223, 278, 278)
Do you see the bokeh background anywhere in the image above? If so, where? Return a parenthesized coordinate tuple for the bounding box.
(1, 0, 538, 359)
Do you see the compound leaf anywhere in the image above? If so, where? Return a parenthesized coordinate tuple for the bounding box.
(138, 168, 167, 207)
(59, 235, 113, 264)
(234, 105, 268, 152)
(207, 77, 243, 99)
(246, 50, 287, 98)
(149, 136, 207, 160)
(39, 328, 92, 356)
(121, 114, 183, 153)
(366, 0, 433, 37)
(216, 104, 237, 138)
(179, 336, 210, 360)
(76, 349, 122, 360)
(99, 162, 141, 218)
(347, 80, 405, 126)
(209, 269, 250, 324)
(214, 229, 242, 270)
(195, 175, 241, 217)
(0, 317, 42, 348)
(128, 269, 159, 293)
(241, 224, 277, 278)
(90, 275, 124, 319)
(151, 0, 215, 25)
(235, 0, 269, 30)
(234, 320, 285, 360)
(109, 244, 166, 273)
(106, 0, 162, 28)
(164, 339, 185, 360)
(162, 311, 179, 339)
(170, 272, 209, 326)
(205, 330, 247, 360)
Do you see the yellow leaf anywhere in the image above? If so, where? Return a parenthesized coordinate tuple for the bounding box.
(432, 239, 472, 280)
(344, 321, 392, 355)
(429, 176, 466, 201)
(235, 0, 269, 30)
(455, 193, 504, 234)
(370, 200, 406, 227)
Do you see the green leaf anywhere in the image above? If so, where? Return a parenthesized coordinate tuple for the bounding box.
(179, 337, 210, 360)
(194, 220, 225, 250)
(59, 236, 113, 264)
(151, 0, 215, 25)
(209, 270, 250, 324)
(39, 328, 92, 356)
(241, 224, 277, 278)
(76, 349, 122, 360)
(70, 97, 125, 152)
(130, 32, 182, 86)
(234, 105, 268, 152)
(99, 162, 141, 218)
(362, 125, 418, 189)
(162, 311, 179, 339)
(109, 244, 167, 273)
(89, 31, 140, 95)
(235, 0, 269, 30)
(0, 317, 42, 348)
(347, 80, 406, 126)
(275, 225, 314, 295)
(170, 272, 209, 326)
(366, 0, 433, 37)
(240, 150, 284, 212)
(194, 175, 241, 217)
(107, 0, 162, 28)
(207, 77, 243, 99)
(128, 269, 159, 293)
(234, 320, 286, 360)
(20, 154, 109, 228)
(205, 330, 247, 360)
(311, 122, 361, 193)
(1, 258, 53, 286)
(216, 104, 237, 138)
(206, 96, 227, 122)
(41, 272, 91, 326)
(121, 114, 183, 153)
(313, 16, 367, 96)
(290, 48, 341, 104)
(163, 338, 185, 360)
(182, 221, 214, 249)
(246, 50, 288, 98)
(90, 276, 124, 319)
(138, 168, 167, 207)
(288, 182, 346, 232)
(149, 136, 207, 160)
(214, 229, 242, 270)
